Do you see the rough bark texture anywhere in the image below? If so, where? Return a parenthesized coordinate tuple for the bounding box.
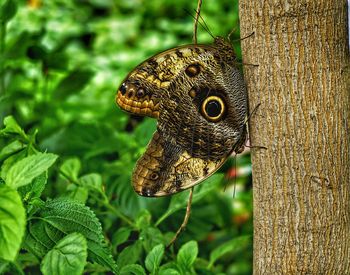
(238, 1, 350, 274)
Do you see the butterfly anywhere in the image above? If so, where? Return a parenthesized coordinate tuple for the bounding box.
(116, 37, 248, 197)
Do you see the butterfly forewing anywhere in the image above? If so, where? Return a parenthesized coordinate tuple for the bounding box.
(116, 39, 247, 197)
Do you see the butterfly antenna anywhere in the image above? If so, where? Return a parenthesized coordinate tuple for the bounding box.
(185, 8, 214, 41)
(197, 11, 215, 39)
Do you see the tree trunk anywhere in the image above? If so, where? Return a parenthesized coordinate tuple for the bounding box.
(238, 1, 350, 274)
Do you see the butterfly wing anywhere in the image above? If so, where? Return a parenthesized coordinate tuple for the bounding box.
(116, 45, 212, 119)
(132, 130, 229, 196)
(116, 40, 247, 197)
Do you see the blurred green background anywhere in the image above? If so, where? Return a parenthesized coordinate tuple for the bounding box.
(0, 0, 253, 274)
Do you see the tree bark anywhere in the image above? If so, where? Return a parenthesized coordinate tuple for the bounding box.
(238, 1, 350, 274)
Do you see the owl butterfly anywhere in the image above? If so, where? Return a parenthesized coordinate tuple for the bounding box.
(116, 37, 247, 197)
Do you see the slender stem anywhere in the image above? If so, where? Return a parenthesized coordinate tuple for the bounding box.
(193, 0, 202, 44)
(166, 187, 194, 248)
(154, 212, 168, 227)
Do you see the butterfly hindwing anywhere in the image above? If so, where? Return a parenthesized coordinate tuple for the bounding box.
(132, 131, 230, 197)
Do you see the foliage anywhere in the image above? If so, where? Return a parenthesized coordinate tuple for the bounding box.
(0, 0, 252, 274)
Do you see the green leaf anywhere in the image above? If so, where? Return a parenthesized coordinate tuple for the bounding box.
(79, 173, 103, 192)
(139, 227, 164, 253)
(0, 259, 9, 274)
(53, 70, 93, 100)
(24, 199, 118, 273)
(5, 153, 58, 189)
(31, 172, 48, 198)
(135, 209, 151, 230)
(26, 198, 45, 217)
(0, 140, 25, 162)
(24, 218, 67, 259)
(208, 235, 251, 268)
(120, 264, 146, 275)
(117, 241, 142, 268)
(3, 30, 30, 59)
(43, 199, 117, 272)
(41, 233, 87, 275)
(0, 116, 28, 140)
(66, 185, 88, 203)
(0, 258, 23, 274)
(0, 185, 26, 261)
(18, 171, 48, 201)
(145, 244, 164, 274)
(114, 173, 142, 218)
(0, 149, 27, 180)
(177, 241, 198, 270)
(60, 158, 81, 181)
(133, 119, 157, 147)
(0, 0, 17, 23)
(112, 227, 132, 248)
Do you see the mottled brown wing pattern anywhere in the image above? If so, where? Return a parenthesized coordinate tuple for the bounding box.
(116, 38, 247, 197)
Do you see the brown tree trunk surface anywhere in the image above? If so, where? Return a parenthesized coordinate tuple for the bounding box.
(238, 1, 350, 274)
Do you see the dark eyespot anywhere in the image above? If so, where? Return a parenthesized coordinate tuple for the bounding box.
(136, 88, 145, 98)
(206, 100, 221, 117)
(120, 83, 127, 95)
(201, 96, 225, 122)
(185, 63, 201, 77)
(150, 172, 159, 180)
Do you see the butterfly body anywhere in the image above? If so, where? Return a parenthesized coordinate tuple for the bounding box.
(116, 38, 247, 197)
